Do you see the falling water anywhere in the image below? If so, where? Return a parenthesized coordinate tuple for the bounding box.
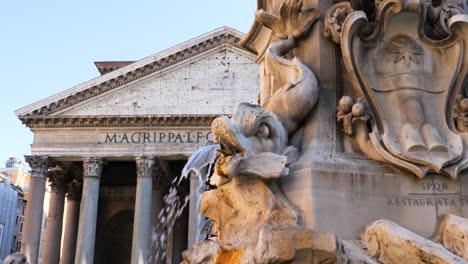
(150, 144, 218, 263)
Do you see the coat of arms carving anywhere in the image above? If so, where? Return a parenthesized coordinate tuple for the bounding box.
(327, 0, 468, 179)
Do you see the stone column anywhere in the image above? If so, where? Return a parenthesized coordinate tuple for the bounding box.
(74, 157, 103, 264)
(42, 167, 67, 264)
(22, 155, 49, 264)
(131, 157, 154, 264)
(61, 175, 82, 264)
(187, 170, 200, 248)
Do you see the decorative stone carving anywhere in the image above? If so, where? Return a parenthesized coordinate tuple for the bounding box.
(454, 95, 468, 132)
(19, 32, 243, 118)
(62, 163, 83, 200)
(48, 165, 71, 191)
(82, 157, 103, 178)
(328, 0, 468, 179)
(67, 176, 83, 201)
(25, 155, 50, 178)
(337, 96, 370, 136)
(183, 1, 337, 263)
(19, 115, 218, 128)
(323, 2, 353, 44)
(135, 156, 155, 178)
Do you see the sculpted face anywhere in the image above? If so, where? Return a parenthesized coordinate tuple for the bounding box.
(211, 103, 288, 181)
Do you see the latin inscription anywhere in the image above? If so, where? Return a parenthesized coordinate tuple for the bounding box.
(101, 131, 212, 144)
(386, 180, 467, 207)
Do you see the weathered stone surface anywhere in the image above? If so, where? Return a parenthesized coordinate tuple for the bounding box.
(2, 253, 28, 264)
(241, 0, 468, 241)
(201, 178, 299, 248)
(182, 228, 336, 264)
(337, 240, 379, 264)
(336, 0, 468, 179)
(361, 219, 466, 264)
(255, 227, 336, 264)
(181, 240, 252, 264)
(60, 50, 258, 116)
(184, 1, 327, 263)
(434, 214, 468, 260)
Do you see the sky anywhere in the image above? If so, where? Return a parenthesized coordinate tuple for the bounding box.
(0, 0, 257, 166)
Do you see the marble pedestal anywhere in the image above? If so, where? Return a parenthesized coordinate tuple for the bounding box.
(283, 160, 468, 239)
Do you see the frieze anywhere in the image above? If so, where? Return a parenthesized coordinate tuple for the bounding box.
(20, 115, 219, 128)
(102, 131, 212, 144)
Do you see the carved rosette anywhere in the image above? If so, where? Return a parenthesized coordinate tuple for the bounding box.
(82, 157, 103, 178)
(25, 155, 50, 179)
(136, 157, 155, 178)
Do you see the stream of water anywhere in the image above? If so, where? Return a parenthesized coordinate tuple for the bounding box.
(149, 144, 218, 263)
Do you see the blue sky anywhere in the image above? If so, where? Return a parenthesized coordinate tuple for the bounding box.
(0, 1, 257, 166)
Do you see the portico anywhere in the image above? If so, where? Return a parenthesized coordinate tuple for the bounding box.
(20, 119, 220, 264)
(15, 27, 258, 264)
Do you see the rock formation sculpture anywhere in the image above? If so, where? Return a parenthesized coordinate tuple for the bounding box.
(183, 0, 468, 263)
(326, 0, 468, 179)
(182, 0, 337, 263)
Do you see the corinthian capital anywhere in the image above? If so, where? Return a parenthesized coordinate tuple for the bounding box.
(25, 155, 50, 178)
(48, 166, 68, 192)
(136, 157, 155, 178)
(82, 157, 103, 178)
(67, 177, 83, 201)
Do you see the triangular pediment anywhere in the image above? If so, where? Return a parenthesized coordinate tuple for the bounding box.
(16, 27, 259, 127)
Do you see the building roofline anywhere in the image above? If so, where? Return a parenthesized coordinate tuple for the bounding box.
(15, 26, 252, 118)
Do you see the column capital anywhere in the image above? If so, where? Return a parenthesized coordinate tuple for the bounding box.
(67, 178, 83, 201)
(48, 166, 69, 192)
(135, 156, 155, 178)
(82, 157, 103, 178)
(25, 155, 50, 178)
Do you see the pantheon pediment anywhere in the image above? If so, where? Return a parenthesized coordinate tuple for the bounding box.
(15, 27, 259, 159)
(16, 27, 259, 128)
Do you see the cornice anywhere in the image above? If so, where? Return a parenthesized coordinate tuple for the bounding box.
(20, 115, 220, 128)
(16, 27, 251, 118)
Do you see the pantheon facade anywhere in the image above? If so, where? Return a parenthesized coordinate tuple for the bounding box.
(15, 27, 259, 264)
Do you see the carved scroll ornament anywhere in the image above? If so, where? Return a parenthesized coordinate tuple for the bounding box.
(328, 0, 468, 179)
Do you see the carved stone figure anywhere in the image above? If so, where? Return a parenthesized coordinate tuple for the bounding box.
(326, 0, 468, 179)
(182, 0, 337, 263)
(454, 95, 468, 132)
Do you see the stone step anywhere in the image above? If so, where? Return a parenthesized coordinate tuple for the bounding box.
(434, 214, 468, 261)
(360, 219, 466, 264)
(337, 240, 380, 264)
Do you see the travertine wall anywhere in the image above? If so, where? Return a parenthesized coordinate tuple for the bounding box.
(57, 48, 259, 116)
